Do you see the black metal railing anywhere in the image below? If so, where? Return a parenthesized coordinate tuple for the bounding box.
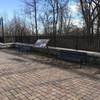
(0, 35, 100, 52)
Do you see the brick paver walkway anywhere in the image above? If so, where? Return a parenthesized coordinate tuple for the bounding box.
(0, 50, 100, 100)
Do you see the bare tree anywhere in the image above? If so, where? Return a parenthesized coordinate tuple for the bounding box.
(94, 0, 100, 34)
(24, 0, 38, 38)
(80, 0, 100, 36)
(45, 0, 59, 36)
(39, 12, 49, 35)
(58, 0, 70, 35)
(24, 7, 35, 35)
(8, 15, 30, 37)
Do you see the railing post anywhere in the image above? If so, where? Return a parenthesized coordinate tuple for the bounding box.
(1, 17, 4, 43)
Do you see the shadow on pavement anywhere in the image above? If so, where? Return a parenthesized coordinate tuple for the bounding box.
(2, 49, 100, 81)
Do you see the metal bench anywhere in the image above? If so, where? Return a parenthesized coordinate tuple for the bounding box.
(15, 39, 49, 54)
(15, 43, 33, 53)
(56, 50, 87, 68)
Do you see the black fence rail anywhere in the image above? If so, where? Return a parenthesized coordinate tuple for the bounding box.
(0, 35, 100, 52)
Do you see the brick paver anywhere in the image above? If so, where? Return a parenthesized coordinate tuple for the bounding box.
(0, 50, 100, 100)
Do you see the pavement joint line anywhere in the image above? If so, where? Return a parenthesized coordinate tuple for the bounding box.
(38, 76, 83, 86)
(0, 67, 53, 77)
(0, 76, 82, 93)
(69, 69, 100, 82)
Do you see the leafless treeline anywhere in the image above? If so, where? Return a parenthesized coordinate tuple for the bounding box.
(1, 0, 100, 37)
(24, 0, 72, 36)
(80, 0, 100, 36)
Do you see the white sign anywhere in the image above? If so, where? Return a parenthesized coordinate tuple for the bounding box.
(34, 39, 49, 48)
